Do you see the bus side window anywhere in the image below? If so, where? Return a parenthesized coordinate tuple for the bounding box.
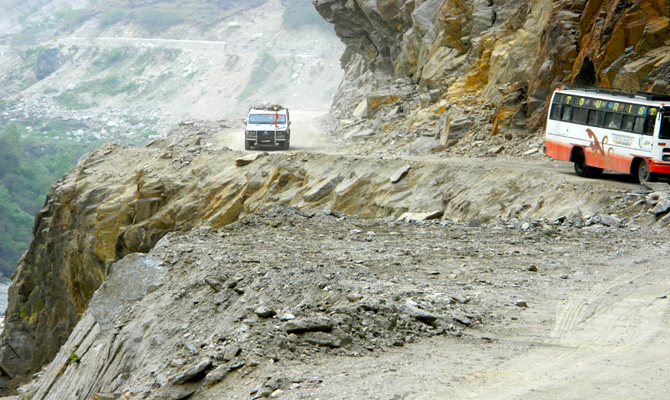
(587, 109, 605, 126)
(633, 116, 646, 134)
(561, 105, 572, 121)
(572, 107, 588, 124)
(550, 104, 562, 120)
(604, 112, 622, 129)
(643, 117, 655, 136)
(622, 114, 635, 132)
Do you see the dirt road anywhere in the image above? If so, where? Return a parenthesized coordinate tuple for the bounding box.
(412, 249, 670, 399)
(219, 110, 341, 153)
(213, 113, 670, 398)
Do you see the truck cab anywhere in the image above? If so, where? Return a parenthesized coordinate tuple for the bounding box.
(245, 104, 291, 150)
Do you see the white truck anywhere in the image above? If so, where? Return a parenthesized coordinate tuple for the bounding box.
(244, 104, 291, 150)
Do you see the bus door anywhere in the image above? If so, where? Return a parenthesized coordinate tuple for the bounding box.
(635, 112, 654, 152)
(659, 108, 670, 161)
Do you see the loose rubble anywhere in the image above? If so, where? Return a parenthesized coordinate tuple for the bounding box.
(20, 203, 670, 399)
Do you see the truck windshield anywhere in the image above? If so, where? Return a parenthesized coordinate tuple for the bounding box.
(249, 114, 287, 124)
(660, 109, 670, 139)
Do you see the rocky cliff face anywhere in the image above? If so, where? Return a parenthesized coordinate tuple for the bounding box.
(315, 0, 670, 131)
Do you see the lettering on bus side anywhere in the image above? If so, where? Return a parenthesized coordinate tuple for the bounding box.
(611, 133, 633, 146)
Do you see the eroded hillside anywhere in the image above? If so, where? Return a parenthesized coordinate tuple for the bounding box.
(2, 116, 670, 397)
(0, 0, 344, 122)
(2, 0, 670, 397)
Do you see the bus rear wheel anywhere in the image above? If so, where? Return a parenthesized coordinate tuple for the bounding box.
(636, 160, 655, 184)
(573, 149, 602, 178)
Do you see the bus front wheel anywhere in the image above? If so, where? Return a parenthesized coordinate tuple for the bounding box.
(573, 149, 602, 178)
(636, 160, 655, 184)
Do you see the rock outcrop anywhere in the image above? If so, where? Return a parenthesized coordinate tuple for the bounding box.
(315, 0, 670, 131)
(0, 121, 640, 388)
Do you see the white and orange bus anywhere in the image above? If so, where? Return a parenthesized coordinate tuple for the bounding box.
(544, 88, 670, 183)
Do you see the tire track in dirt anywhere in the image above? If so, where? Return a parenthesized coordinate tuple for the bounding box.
(408, 245, 670, 399)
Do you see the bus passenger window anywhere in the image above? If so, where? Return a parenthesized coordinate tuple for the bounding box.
(572, 107, 588, 124)
(622, 115, 635, 132)
(587, 109, 605, 126)
(643, 118, 655, 136)
(633, 116, 646, 134)
(561, 105, 572, 121)
(604, 112, 622, 129)
(550, 104, 562, 120)
(660, 114, 670, 139)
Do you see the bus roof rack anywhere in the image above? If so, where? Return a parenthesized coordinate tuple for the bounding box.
(576, 88, 670, 102)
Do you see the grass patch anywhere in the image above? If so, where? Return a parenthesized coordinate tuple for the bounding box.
(96, 75, 139, 96)
(127, 8, 185, 34)
(10, 25, 48, 46)
(53, 92, 95, 110)
(238, 51, 280, 101)
(98, 8, 125, 28)
(54, 7, 90, 25)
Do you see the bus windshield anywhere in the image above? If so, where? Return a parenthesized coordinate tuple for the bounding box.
(660, 109, 670, 139)
(249, 114, 287, 124)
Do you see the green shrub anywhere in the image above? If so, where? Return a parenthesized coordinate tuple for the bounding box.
(98, 8, 125, 28)
(238, 51, 279, 100)
(128, 8, 184, 33)
(103, 48, 125, 65)
(53, 92, 93, 110)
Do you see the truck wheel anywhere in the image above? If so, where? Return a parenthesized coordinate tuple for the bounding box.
(283, 141, 289, 150)
(245, 141, 251, 150)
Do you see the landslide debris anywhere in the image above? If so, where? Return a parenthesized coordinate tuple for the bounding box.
(21, 203, 670, 399)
